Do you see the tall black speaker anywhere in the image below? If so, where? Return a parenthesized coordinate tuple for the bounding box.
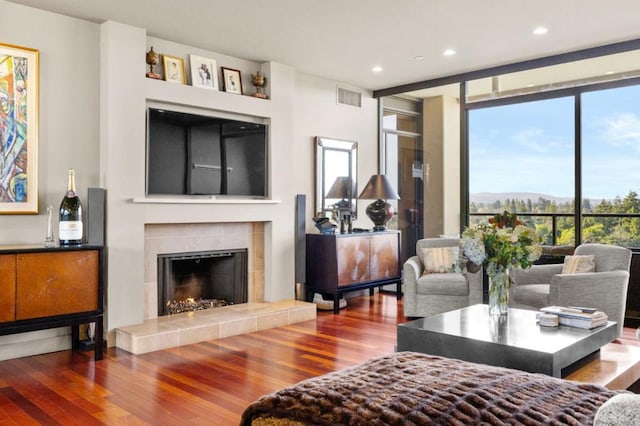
(87, 187, 106, 246)
(294, 194, 306, 300)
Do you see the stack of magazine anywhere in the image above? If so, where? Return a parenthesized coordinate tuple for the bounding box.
(538, 306, 608, 329)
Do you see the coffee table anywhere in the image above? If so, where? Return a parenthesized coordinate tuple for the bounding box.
(397, 304, 617, 378)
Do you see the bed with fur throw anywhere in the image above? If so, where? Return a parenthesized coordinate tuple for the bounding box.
(241, 351, 626, 425)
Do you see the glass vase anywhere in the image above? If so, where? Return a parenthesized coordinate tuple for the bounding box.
(488, 267, 510, 316)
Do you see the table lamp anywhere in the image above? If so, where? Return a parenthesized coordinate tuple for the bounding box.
(326, 176, 355, 233)
(358, 174, 399, 231)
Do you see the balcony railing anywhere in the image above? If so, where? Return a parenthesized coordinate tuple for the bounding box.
(469, 212, 640, 249)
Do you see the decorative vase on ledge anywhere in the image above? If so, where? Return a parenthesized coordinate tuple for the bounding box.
(488, 267, 511, 316)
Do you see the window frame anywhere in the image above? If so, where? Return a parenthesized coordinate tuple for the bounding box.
(462, 76, 640, 247)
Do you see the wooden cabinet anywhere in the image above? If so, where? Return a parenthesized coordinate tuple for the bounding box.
(306, 231, 401, 313)
(16, 251, 99, 320)
(0, 255, 16, 323)
(0, 245, 104, 360)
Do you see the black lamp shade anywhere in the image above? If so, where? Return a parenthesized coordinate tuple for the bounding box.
(358, 175, 399, 200)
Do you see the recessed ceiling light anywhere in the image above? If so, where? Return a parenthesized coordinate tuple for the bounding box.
(372, 65, 383, 73)
(533, 26, 548, 35)
(443, 49, 456, 56)
(605, 71, 615, 75)
(413, 55, 425, 61)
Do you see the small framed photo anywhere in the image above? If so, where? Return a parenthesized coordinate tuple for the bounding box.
(189, 54, 218, 90)
(162, 54, 186, 84)
(221, 67, 243, 94)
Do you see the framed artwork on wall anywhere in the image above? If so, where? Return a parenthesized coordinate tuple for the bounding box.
(221, 67, 243, 95)
(162, 54, 186, 84)
(0, 43, 39, 214)
(189, 54, 218, 90)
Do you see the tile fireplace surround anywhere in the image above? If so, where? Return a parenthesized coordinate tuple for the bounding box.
(115, 222, 316, 354)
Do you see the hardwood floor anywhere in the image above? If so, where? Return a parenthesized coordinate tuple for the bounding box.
(0, 294, 637, 425)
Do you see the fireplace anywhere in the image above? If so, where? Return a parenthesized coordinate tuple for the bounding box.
(157, 249, 248, 316)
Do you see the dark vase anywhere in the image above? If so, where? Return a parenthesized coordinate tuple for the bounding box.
(366, 199, 394, 231)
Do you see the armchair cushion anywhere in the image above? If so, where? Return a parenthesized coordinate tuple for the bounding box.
(416, 273, 469, 296)
(561, 255, 595, 274)
(421, 246, 459, 274)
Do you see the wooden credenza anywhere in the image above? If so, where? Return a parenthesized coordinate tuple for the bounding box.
(306, 231, 401, 313)
(0, 245, 104, 360)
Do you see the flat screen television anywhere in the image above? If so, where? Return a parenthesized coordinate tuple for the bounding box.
(146, 107, 268, 198)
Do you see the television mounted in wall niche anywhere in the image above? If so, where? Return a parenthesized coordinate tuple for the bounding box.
(146, 107, 268, 198)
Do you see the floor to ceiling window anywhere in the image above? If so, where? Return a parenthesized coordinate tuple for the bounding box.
(467, 96, 575, 245)
(466, 79, 640, 248)
(582, 84, 640, 246)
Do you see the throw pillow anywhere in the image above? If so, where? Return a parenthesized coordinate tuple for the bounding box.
(422, 246, 459, 274)
(594, 394, 640, 425)
(561, 254, 596, 274)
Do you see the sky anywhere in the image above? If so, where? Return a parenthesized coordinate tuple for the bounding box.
(468, 84, 640, 200)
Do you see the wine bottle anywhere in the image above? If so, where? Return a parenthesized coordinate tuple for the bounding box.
(59, 168, 83, 245)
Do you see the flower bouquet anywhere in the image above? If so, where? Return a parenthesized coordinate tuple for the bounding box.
(461, 211, 542, 315)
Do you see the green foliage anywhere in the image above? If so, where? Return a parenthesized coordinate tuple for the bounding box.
(471, 191, 640, 247)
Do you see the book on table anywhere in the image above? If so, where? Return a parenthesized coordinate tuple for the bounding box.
(539, 306, 608, 329)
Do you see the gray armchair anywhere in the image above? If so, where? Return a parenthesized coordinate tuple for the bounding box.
(403, 237, 483, 318)
(510, 243, 631, 337)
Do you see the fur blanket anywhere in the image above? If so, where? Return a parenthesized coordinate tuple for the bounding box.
(241, 352, 625, 425)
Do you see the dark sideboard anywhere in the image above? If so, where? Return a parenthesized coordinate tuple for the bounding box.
(306, 231, 401, 313)
(0, 245, 105, 360)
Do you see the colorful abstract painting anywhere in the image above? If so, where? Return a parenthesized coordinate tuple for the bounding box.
(0, 43, 38, 214)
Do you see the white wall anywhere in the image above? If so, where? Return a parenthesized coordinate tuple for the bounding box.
(293, 74, 379, 232)
(0, 0, 378, 358)
(0, 1, 100, 243)
(0, 0, 101, 360)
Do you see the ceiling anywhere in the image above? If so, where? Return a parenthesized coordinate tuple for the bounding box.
(6, 0, 640, 91)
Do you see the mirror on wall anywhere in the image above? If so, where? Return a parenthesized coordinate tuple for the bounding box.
(314, 137, 357, 221)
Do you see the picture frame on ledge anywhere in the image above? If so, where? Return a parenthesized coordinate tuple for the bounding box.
(189, 54, 218, 90)
(0, 42, 39, 214)
(162, 54, 186, 84)
(221, 67, 243, 94)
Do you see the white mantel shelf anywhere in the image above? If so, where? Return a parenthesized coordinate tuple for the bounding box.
(131, 197, 282, 205)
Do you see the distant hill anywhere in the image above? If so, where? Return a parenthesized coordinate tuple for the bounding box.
(470, 192, 577, 205)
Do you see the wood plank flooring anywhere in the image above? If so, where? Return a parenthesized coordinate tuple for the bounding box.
(0, 294, 637, 425)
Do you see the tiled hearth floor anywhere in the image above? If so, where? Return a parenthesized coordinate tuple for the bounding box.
(115, 300, 316, 354)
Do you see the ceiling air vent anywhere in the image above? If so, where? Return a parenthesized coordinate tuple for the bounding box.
(337, 86, 362, 108)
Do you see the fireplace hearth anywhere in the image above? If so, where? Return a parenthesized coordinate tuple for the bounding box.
(157, 249, 248, 316)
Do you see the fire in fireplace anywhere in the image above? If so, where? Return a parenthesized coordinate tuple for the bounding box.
(157, 249, 248, 315)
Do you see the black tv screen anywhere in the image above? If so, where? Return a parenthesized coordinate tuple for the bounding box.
(146, 108, 267, 197)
